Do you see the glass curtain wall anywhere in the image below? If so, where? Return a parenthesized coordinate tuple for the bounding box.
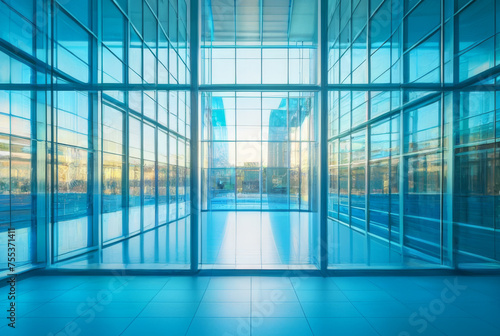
(199, 0, 320, 268)
(327, 0, 500, 269)
(0, 0, 191, 272)
(201, 91, 316, 211)
(0, 1, 42, 273)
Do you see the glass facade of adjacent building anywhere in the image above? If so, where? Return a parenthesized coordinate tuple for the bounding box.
(0, 0, 499, 272)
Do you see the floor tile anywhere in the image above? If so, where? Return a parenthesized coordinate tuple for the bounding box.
(139, 302, 199, 318)
(119, 276, 170, 289)
(121, 317, 191, 336)
(202, 289, 251, 302)
(208, 277, 251, 289)
(251, 317, 312, 336)
(0, 317, 72, 336)
(252, 301, 304, 318)
(16, 290, 68, 302)
(103, 289, 160, 302)
(369, 277, 423, 291)
(14, 302, 45, 318)
(252, 289, 298, 302)
(308, 317, 379, 336)
(431, 317, 500, 336)
(69, 317, 134, 336)
(291, 277, 340, 291)
(295, 290, 348, 302)
(352, 301, 413, 318)
(85, 301, 148, 317)
(17, 277, 88, 291)
(301, 302, 361, 318)
(162, 277, 210, 290)
(74, 280, 129, 291)
(448, 289, 497, 303)
(385, 288, 438, 303)
(152, 289, 205, 302)
(187, 318, 251, 336)
(412, 276, 456, 291)
(343, 290, 396, 302)
(332, 278, 380, 291)
(252, 277, 294, 290)
(452, 301, 500, 328)
(50, 290, 108, 303)
(196, 302, 251, 317)
(24, 302, 95, 318)
(367, 317, 446, 336)
(404, 302, 472, 318)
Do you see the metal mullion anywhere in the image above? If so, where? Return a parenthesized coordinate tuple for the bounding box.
(140, 118, 144, 234)
(48, 0, 56, 264)
(398, 108, 405, 256)
(446, 91, 456, 268)
(33, 0, 46, 266)
(320, 0, 328, 272)
(439, 90, 445, 266)
(54, 2, 97, 39)
(260, 93, 263, 210)
(364, 0, 371, 260)
(166, 127, 170, 222)
(234, 0, 237, 84)
(155, 125, 159, 228)
(123, 106, 129, 238)
(123, 5, 130, 239)
(235, 92, 238, 210)
(439, 0, 445, 266)
(199, 85, 321, 92)
(298, 96, 302, 211)
(91, 0, 101, 262)
(287, 92, 291, 210)
(365, 124, 370, 261)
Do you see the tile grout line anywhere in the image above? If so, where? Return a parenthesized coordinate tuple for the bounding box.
(386, 277, 495, 336)
(3, 277, 89, 326)
(184, 276, 211, 336)
(43, 276, 124, 335)
(291, 276, 316, 336)
(118, 276, 173, 336)
(250, 276, 253, 336)
(342, 277, 392, 336)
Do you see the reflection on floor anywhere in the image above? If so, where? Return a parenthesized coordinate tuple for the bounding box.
(1, 274, 499, 336)
(55, 217, 191, 270)
(201, 211, 318, 269)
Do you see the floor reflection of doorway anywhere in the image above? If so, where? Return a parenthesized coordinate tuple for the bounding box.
(201, 211, 318, 269)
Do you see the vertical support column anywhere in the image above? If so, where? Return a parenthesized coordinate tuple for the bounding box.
(319, 0, 329, 273)
(442, 91, 455, 268)
(449, 0, 459, 269)
(365, 0, 371, 266)
(365, 123, 370, 266)
(91, 0, 102, 262)
(190, 0, 200, 272)
(398, 0, 407, 258)
(123, 12, 130, 241)
(398, 111, 405, 257)
(48, 0, 56, 264)
(35, 0, 49, 265)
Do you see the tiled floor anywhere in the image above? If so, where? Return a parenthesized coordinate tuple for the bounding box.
(0, 275, 499, 335)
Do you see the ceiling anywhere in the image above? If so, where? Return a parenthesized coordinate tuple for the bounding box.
(202, 0, 318, 43)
